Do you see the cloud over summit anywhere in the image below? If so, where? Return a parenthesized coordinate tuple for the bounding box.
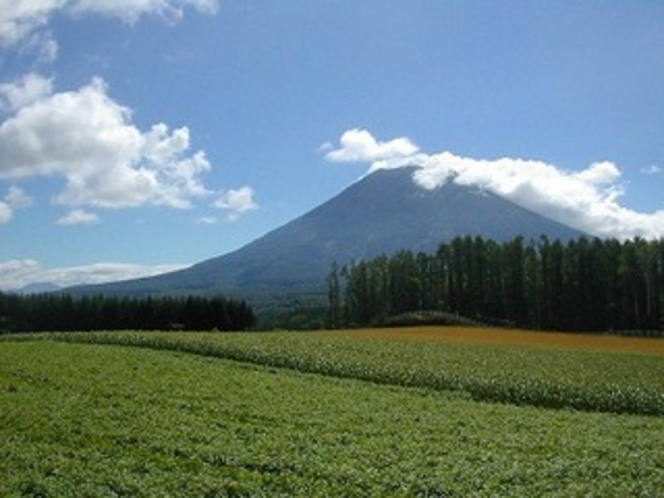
(324, 128, 664, 240)
(323, 128, 421, 166)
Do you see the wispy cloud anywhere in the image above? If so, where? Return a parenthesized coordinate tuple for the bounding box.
(0, 259, 189, 291)
(0, 201, 10, 224)
(0, 0, 220, 55)
(641, 165, 662, 176)
(0, 185, 31, 223)
(196, 215, 217, 225)
(56, 209, 100, 226)
(67, 0, 220, 23)
(324, 128, 664, 240)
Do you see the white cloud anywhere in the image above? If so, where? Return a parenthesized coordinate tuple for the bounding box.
(56, 208, 100, 226)
(324, 128, 664, 240)
(15, 29, 59, 64)
(0, 0, 59, 48)
(0, 74, 214, 214)
(641, 165, 662, 176)
(38, 34, 58, 62)
(214, 186, 258, 219)
(0, 0, 220, 51)
(5, 186, 33, 208)
(0, 73, 53, 111)
(0, 258, 189, 291)
(196, 215, 217, 225)
(0, 202, 11, 223)
(0, 3, 245, 227)
(324, 128, 421, 166)
(68, 0, 220, 23)
(0, 186, 32, 223)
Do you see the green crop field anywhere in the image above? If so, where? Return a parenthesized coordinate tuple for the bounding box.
(1, 328, 663, 496)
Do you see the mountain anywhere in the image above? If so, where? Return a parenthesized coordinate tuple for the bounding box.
(73, 167, 584, 302)
(14, 282, 63, 294)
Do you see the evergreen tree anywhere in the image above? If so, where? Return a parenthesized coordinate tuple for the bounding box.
(328, 235, 664, 333)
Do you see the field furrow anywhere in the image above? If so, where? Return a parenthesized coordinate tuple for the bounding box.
(13, 326, 664, 416)
(1, 340, 663, 497)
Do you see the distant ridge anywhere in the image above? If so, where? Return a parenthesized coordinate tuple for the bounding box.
(13, 282, 62, 294)
(72, 167, 584, 300)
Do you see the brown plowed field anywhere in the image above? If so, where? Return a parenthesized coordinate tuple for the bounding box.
(323, 326, 664, 355)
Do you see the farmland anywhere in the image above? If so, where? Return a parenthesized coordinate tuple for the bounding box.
(1, 327, 663, 496)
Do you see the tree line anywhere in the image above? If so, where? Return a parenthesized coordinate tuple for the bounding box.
(328, 235, 664, 332)
(0, 293, 255, 333)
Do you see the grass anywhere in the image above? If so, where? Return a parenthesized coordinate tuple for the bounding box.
(1, 327, 663, 496)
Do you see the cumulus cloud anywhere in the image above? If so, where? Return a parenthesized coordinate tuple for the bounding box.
(0, 0, 220, 51)
(0, 73, 53, 111)
(0, 258, 188, 291)
(324, 128, 664, 240)
(215, 186, 258, 212)
(0, 2, 251, 227)
(0, 74, 214, 213)
(214, 186, 258, 221)
(0, 0, 58, 48)
(323, 128, 422, 168)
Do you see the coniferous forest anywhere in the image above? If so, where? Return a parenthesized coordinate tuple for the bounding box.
(328, 236, 664, 333)
(0, 293, 255, 333)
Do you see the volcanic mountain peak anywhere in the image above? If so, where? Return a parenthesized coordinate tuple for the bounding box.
(73, 167, 584, 298)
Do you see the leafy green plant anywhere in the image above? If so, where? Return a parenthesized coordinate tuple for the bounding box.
(30, 329, 664, 416)
(1, 340, 663, 496)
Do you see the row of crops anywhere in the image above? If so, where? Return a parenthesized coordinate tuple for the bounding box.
(3, 340, 662, 496)
(24, 328, 664, 416)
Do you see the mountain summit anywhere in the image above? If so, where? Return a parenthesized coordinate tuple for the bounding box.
(77, 167, 583, 299)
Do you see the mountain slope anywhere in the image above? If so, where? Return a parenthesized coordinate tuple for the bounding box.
(76, 167, 584, 298)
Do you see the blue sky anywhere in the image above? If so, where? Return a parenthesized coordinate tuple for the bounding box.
(1, 1, 663, 289)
